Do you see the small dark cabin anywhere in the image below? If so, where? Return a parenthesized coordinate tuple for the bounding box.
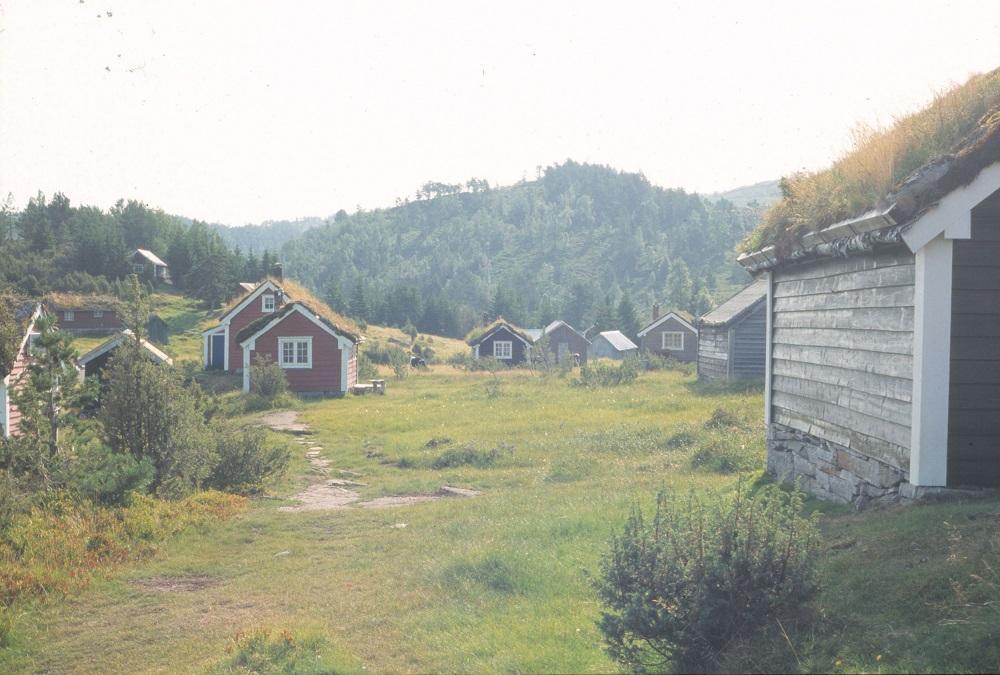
(697, 278, 767, 380)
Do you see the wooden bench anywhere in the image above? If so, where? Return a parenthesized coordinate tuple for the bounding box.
(351, 383, 374, 395)
(370, 379, 386, 395)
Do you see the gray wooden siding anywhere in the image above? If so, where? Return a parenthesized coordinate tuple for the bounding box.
(639, 316, 697, 362)
(698, 326, 730, 379)
(771, 248, 915, 471)
(732, 301, 766, 377)
(948, 195, 1000, 486)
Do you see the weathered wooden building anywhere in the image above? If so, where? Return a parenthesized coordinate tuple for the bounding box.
(636, 305, 698, 362)
(238, 301, 361, 397)
(738, 109, 1000, 503)
(589, 330, 638, 360)
(532, 320, 591, 365)
(467, 319, 534, 366)
(696, 279, 768, 380)
(1, 302, 43, 439)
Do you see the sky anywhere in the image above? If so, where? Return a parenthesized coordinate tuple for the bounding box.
(1, 1, 999, 226)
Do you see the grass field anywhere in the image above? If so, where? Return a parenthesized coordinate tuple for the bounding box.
(2, 365, 998, 673)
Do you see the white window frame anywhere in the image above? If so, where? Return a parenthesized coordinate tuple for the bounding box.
(63, 310, 75, 322)
(133, 262, 145, 274)
(278, 336, 312, 368)
(261, 295, 276, 313)
(662, 331, 684, 351)
(93, 310, 104, 319)
(493, 340, 513, 360)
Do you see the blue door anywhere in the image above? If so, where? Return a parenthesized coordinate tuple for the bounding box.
(211, 334, 225, 369)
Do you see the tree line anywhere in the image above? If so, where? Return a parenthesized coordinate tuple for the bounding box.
(0, 192, 277, 307)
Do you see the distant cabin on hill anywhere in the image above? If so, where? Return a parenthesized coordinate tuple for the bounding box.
(467, 319, 534, 366)
(696, 279, 767, 381)
(588, 330, 638, 360)
(130, 249, 171, 284)
(45, 294, 122, 335)
(636, 305, 698, 362)
(738, 107, 1000, 503)
(1, 302, 43, 439)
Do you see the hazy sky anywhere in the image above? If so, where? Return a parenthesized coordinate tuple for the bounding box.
(1, 1, 998, 225)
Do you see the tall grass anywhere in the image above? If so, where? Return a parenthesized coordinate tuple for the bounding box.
(745, 66, 1000, 252)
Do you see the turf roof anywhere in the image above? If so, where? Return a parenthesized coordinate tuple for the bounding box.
(465, 318, 534, 346)
(743, 66, 1000, 257)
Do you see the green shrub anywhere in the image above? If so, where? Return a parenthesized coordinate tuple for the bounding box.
(248, 356, 288, 399)
(597, 483, 820, 673)
(704, 407, 744, 430)
(431, 443, 512, 470)
(357, 352, 378, 380)
(213, 627, 334, 674)
(206, 425, 289, 495)
(575, 357, 639, 387)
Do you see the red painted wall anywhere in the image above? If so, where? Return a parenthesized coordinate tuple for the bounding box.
(53, 309, 122, 333)
(247, 310, 348, 394)
(227, 292, 279, 372)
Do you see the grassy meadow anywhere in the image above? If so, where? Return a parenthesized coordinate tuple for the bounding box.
(8, 317, 1000, 673)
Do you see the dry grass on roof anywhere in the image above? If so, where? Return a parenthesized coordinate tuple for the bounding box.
(743, 66, 1000, 254)
(44, 292, 120, 310)
(277, 278, 363, 337)
(465, 317, 531, 345)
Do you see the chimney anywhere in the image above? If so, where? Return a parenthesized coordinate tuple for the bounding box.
(652, 303, 660, 322)
(270, 262, 283, 281)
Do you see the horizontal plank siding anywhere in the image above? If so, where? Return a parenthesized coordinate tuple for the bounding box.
(949, 202, 1000, 486)
(697, 326, 729, 379)
(772, 249, 914, 471)
(732, 302, 766, 377)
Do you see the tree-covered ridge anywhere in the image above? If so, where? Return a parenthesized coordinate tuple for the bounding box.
(281, 161, 757, 337)
(0, 193, 277, 308)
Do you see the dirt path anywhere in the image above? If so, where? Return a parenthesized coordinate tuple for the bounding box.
(261, 410, 481, 512)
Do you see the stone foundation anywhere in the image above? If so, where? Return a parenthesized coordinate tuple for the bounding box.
(767, 423, 907, 505)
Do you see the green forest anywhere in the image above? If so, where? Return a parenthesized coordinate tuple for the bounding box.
(279, 161, 765, 336)
(0, 161, 769, 338)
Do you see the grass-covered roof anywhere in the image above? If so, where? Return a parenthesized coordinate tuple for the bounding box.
(222, 277, 362, 339)
(465, 318, 534, 346)
(743, 66, 1000, 255)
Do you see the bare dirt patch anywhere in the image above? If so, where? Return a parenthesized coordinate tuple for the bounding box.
(132, 575, 219, 593)
(258, 410, 309, 434)
(277, 482, 361, 512)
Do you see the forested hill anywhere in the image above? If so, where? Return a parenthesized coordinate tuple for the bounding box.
(210, 217, 323, 253)
(278, 161, 761, 337)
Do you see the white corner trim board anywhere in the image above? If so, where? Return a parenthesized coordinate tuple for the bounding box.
(910, 235, 952, 487)
(902, 161, 1000, 252)
(763, 270, 774, 426)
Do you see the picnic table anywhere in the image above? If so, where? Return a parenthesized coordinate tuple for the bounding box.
(352, 379, 386, 395)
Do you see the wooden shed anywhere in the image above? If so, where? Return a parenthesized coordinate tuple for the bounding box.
(636, 305, 698, 362)
(696, 279, 768, 380)
(131, 249, 171, 284)
(738, 101, 1000, 503)
(589, 330, 638, 360)
(77, 330, 173, 381)
(532, 320, 591, 366)
(466, 319, 534, 366)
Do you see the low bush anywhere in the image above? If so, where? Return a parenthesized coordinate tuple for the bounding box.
(597, 483, 820, 673)
(431, 443, 513, 470)
(0, 490, 246, 608)
(640, 352, 695, 375)
(578, 426, 672, 455)
(575, 357, 639, 387)
(248, 356, 288, 400)
(214, 627, 333, 674)
(206, 425, 289, 495)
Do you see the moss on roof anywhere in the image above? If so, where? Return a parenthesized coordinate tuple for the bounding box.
(44, 292, 120, 311)
(743, 67, 1000, 255)
(235, 300, 362, 345)
(465, 318, 533, 346)
(220, 277, 362, 339)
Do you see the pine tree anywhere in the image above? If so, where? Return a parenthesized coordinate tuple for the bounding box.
(617, 292, 641, 341)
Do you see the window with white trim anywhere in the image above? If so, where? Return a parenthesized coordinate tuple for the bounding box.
(662, 331, 684, 350)
(278, 336, 312, 368)
(262, 295, 276, 313)
(93, 310, 104, 319)
(63, 311, 75, 322)
(493, 340, 513, 359)
(133, 262, 145, 274)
